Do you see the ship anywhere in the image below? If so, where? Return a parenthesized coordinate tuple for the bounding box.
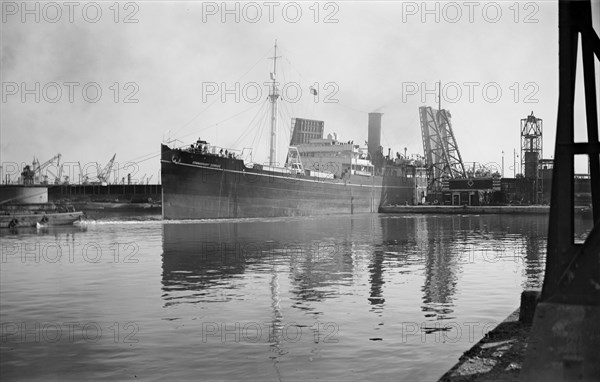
(160, 42, 427, 220)
(0, 185, 83, 228)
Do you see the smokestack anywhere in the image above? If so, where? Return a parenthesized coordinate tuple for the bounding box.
(368, 112, 383, 162)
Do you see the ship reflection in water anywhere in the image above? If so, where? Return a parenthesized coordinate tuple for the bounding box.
(160, 213, 552, 381)
(1, 214, 564, 381)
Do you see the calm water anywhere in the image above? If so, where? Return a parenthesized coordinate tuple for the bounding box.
(0, 213, 565, 381)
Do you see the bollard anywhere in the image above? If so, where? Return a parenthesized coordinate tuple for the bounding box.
(519, 289, 540, 324)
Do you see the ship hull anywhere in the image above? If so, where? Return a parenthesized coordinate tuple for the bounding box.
(161, 145, 416, 219)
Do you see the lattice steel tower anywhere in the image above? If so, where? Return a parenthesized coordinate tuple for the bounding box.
(520, 112, 543, 203)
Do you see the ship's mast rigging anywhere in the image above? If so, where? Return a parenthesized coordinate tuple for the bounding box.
(268, 40, 280, 166)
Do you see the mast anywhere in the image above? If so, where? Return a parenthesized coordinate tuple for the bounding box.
(438, 80, 442, 111)
(437, 80, 442, 125)
(268, 40, 280, 166)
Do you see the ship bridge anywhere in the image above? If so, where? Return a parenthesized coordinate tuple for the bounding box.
(293, 136, 374, 178)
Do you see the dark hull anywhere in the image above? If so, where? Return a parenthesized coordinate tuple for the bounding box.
(161, 145, 416, 219)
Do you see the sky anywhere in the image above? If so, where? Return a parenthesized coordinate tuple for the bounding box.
(1, 0, 599, 184)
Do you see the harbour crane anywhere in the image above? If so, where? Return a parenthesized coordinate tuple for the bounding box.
(45, 161, 65, 184)
(31, 154, 61, 184)
(96, 154, 116, 185)
(78, 161, 89, 184)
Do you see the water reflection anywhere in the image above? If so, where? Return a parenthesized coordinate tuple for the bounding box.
(161, 223, 248, 305)
(521, 220, 545, 289)
(156, 214, 568, 380)
(161, 214, 560, 322)
(161, 218, 365, 308)
(419, 216, 460, 320)
(0, 224, 88, 238)
(367, 249, 385, 307)
(6, 213, 588, 382)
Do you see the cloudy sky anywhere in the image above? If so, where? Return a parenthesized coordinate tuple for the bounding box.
(1, 0, 598, 183)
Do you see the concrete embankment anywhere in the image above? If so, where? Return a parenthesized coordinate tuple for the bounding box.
(438, 291, 540, 382)
(381, 205, 550, 215)
(438, 309, 529, 382)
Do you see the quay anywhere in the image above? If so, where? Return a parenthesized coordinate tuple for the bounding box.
(0, 183, 161, 205)
(439, 291, 540, 382)
(439, 309, 529, 382)
(380, 205, 550, 215)
(0, 184, 162, 220)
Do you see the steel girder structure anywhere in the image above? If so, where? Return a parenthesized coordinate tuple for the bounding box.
(419, 106, 466, 192)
